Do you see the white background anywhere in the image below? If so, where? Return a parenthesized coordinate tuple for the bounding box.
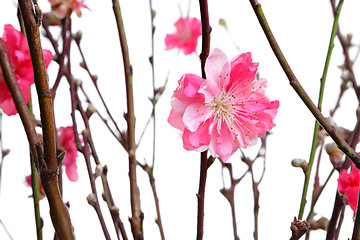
(0, 0, 360, 239)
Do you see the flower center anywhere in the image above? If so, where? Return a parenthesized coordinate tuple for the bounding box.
(210, 91, 237, 120)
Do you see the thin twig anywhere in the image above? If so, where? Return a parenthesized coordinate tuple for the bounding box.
(111, 0, 143, 238)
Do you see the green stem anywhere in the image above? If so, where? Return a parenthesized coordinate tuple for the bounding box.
(31, 161, 42, 240)
(28, 95, 43, 240)
(297, 0, 343, 220)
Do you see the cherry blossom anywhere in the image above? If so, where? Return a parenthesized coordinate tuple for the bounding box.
(0, 25, 52, 116)
(165, 17, 201, 55)
(58, 126, 80, 182)
(168, 48, 279, 161)
(337, 163, 359, 214)
(49, 0, 89, 18)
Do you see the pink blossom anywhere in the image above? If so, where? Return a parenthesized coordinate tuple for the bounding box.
(168, 48, 279, 161)
(25, 175, 46, 199)
(0, 25, 52, 116)
(58, 126, 79, 182)
(49, 0, 89, 18)
(165, 17, 202, 55)
(338, 163, 359, 214)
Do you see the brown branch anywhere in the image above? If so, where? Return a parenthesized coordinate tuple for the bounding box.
(220, 161, 247, 240)
(196, 1, 211, 239)
(138, 162, 165, 240)
(197, 152, 209, 240)
(111, 0, 142, 238)
(329, 1, 360, 102)
(17, 1, 74, 238)
(101, 166, 128, 240)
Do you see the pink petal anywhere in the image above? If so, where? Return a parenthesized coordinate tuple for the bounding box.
(183, 103, 211, 132)
(202, 49, 230, 101)
(345, 186, 359, 213)
(229, 52, 258, 86)
(171, 74, 204, 114)
(182, 119, 212, 151)
(65, 163, 79, 182)
(216, 121, 237, 161)
(168, 109, 185, 131)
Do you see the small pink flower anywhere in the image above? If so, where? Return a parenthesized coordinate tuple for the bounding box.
(49, 0, 89, 18)
(25, 175, 46, 199)
(58, 126, 79, 182)
(165, 17, 202, 55)
(168, 48, 279, 161)
(338, 163, 359, 214)
(0, 25, 52, 116)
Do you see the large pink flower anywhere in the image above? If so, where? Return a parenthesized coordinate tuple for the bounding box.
(338, 164, 359, 214)
(168, 48, 279, 161)
(0, 25, 52, 116)
(165, 17, 202, 55)
(58, 126, 79, 182)
(49, 0, 89, 18)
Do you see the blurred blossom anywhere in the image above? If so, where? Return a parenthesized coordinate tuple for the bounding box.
(168, 48, 279, 161)
(58, 126, 80, 182)
(165, 17, 201, 55)
(0, 25, 52, 116)
(25, 175, 46, 200)
(337, 163, 359, 214)
(49, 0, 89, 18)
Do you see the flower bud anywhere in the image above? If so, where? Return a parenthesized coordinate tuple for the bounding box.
(310, 217, 328, 231)
(86, 104, 96, 118)
(325, 143, 344, 169)
(291, 158, 308, 173)
(87, 193, 97, 207)
(94, 164, 103, 178)
(79, 61, 86, 69)
(74, 31, 83, 43)
(219, 18, 227, 29)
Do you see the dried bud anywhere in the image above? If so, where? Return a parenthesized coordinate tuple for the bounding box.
(219, 18, 227, 29)
(291, 158, 308, 173)
(291, 217, 310, 238)
(87, 193, 97, 207)
(79, 61, 86, 69)
(310, 217, 328, 231)
(2, 149, 10, 157)
(73, 78, 82, 87)
(151, 9, 156, 19)
(86, 104, 96, 118)
(91, 75, 98, 82)
(94, 164, 103, 178)
(74, 31, 83, 43)
(325, 143, 344, 169)
(82, 128, 90, 140)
